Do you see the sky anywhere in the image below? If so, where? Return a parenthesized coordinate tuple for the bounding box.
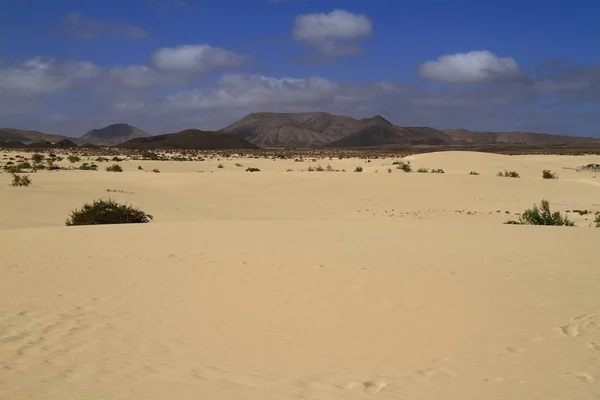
(1, 0, 600, 137)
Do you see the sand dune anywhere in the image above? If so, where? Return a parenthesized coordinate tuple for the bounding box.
(1, 151, 600, 399)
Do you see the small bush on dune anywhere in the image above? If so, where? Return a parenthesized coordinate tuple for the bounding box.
(152, 168, 160, 173)
(68, 155, 81, 163)
(394, 160, 412, 172)
(430, 168, 445, 174)
(138, 165, 144, 170)
(31, 153, 44, 164)
(417, 167, 429, 173)
(79, 163, 98, 171)
(65, 199, 153, 226)
(542, 169, 558, 179)
(507, 199, 575, 226)
(595, 214, 600, 228)
(11, 173, 32, 187)
(106, 164, 123, 172)
(469, 171, 480, 175)
(246, 167, 260, 172)
(498, 170, 520, 178)
(354, 166, 363, 172)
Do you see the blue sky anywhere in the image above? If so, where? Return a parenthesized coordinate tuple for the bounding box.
(1, 0, 599, 136)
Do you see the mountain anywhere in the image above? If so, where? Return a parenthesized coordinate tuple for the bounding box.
(0, 128, 77, 145)
(222, 112, 386, 148)
(443, 129, 598, 145)
(327, 126, 453, 148)
(224, 112, 600, 149)
(118, 129, 258, 150)
(82, 123, 150, 146)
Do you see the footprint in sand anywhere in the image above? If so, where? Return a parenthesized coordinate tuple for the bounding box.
(342, 380, 388, 395)
(558, 313, 596, 338)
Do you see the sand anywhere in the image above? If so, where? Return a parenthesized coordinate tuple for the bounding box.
(1, 151, 600, 399)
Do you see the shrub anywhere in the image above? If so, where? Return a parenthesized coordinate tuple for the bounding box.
(542, 169, 558, 179)
(31, 153, 44, 164)
(417, 167, 429, 173)
(217, 164, 224, 169)
(235, 163, 243, 167)
(431, 168, 445, 174)
(68, 155, 81, 163)
(79, 163, 98, 171)
(354, 166, 363, 172)
(572, 209, 591, 215)
(469, 171, 480, 175)
(112, 156, 124, 162)
(106, 164, 123, 172)
(11, 173, 31, 187)
(595, 214, 600, 228)
(152, 168, 160, 173)
(498, 170, 520, 178)
(395, 160, 412, 172)
(96, 157, 109, 162)
(388, 168, 392, 173)
(138, 165, 144, 170)
(315, 165, 324, 172)
(246, 167, 260, 172)
(141, 151, 160, 160)
(65, 199, 153, 226)
(509, 199, 575, 226)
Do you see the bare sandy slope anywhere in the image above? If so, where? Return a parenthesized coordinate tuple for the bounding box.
(1, 151, 600, 400)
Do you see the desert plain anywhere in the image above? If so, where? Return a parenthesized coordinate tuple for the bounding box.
(1, 149, 600, 400)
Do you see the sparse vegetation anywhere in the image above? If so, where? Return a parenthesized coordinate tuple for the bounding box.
(387, 168, 392, 173)
(235, 163, 243, 167)
(507, 199, 575, 226)
(430, 168, 445, 174)
(152, 168, 160, 173)
(31, 153, 44, 164)
(106, 164, 123, 172)
(217, 164, 224, 168)
(246, 167, 260, 172)
(469, 171, 480, 175)
(417, 167, 429, 173)
(79, 163, 98, 171)
(570, 209, 591, 216)
(542, 169, 558, 179)
(68, 155, 81, 163)
(11, 173, 31, 187)
(65, 199, 153, 226)
(595, 214, 600, 227)
(354, 166, 363, 172)
(497, 170, 520, 178)
(394, 160, 412, 172)
(138, 165, 144, 170)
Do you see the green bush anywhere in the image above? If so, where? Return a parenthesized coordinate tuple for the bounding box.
(106, 164, 123, 172)
(542, 169, 558, 179)
(508, 199, 575, 226)
(31, 153, 44, 164)
(354, 166, 363, 172)
(79, 163, 98, 171)
(394, 160, 412, 172)
(66, 199, 153, 226)
(68, 155, 81, 163)
(595, 214, 600, 228)
(430, 168, 445, 174)
(498, 170, 520, 178)
(246, 167, 260, 172)
(141, 151, 160, 160)
(11, 173, 31, 187)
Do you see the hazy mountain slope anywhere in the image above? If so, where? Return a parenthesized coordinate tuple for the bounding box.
(119, 129, 259, 150)
(82, 123, 150, 146)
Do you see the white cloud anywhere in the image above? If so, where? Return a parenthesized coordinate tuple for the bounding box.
(109, 65, 162, 88)
(162, 73, 393, 113)
(64, 12, 148, 39)
(0, 57, 100, 96)
(293, 10, 372, 57)
(418, 50, 524, 84)
(152, 44, 245, 72)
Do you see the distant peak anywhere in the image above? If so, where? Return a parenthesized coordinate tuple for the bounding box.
(361, 115, 393, 125)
